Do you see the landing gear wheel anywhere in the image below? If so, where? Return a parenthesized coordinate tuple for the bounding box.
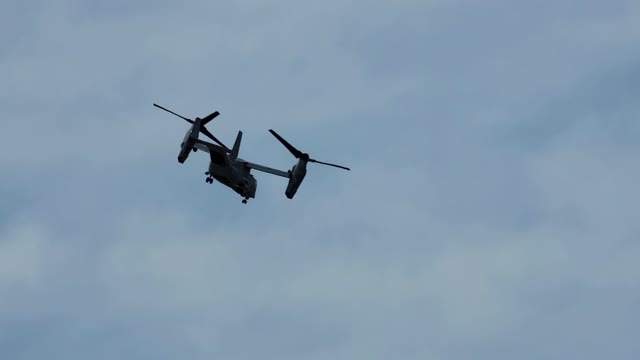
(242, 199, 248, 204)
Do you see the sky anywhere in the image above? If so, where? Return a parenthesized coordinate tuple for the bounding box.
(1, 0, 640, 359)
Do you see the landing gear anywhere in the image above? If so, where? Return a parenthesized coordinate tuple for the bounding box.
(205, 177, 213, 183)
(242, 199, 248, 204)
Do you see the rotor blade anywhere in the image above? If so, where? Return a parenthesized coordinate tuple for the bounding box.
(153, 103, 194, 124)
(200, 111, 220, 126)
(268, 129, 303, 158)
(309, 158, 351, 171)
(200, 126, 230, 151)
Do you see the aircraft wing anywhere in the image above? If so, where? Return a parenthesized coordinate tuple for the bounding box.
(193, 142, 210, 153)
(193, 138, 228, 153)
(243, 161, 290, 178)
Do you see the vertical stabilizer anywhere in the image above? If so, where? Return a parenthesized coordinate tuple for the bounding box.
(231, 131, 242, 159)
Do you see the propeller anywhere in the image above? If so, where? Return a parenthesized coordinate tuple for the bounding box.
(153, 103, 229, 150)
(269, 129, 350, 171)
(153, 103, 193, 124)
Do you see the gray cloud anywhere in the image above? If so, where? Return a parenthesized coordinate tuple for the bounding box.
(1, 0, 640, 359)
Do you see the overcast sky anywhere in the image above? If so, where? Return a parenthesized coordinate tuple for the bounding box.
(1, 0, 640, 359)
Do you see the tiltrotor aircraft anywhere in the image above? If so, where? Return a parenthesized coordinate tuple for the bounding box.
(153, 103, 350, 203)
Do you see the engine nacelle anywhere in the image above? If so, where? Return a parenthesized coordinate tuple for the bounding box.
(285, 159, 307, 199)
(177, 124, 199, 163)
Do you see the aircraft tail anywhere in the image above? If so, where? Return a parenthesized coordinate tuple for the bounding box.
(231, 131, 242, 160)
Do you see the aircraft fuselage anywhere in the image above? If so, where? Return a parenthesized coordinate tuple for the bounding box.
(208, 157, 257, 200)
